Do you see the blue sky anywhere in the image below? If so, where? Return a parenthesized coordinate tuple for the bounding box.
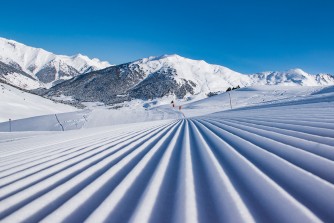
(1, 0, 333, 74)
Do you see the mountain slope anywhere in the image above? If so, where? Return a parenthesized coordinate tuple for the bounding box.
(0, 82, 77, 122)
(43, 54, 334, 105)
(0, 37, 110, 88)
(0, 61, 40, 89)
(43, 55, 255, 105)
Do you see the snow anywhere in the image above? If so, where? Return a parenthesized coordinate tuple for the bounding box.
(132, 54, 253, 96)
(0, 85, 330, 131)
(0, 37, 111, 88)
(1, 37, 333, 95)
(0, 37, 111, 75)
(0, 83, 77, 122)
(0, 72, 40, 90)
(0, 85, 333, 222)
(131, 54, 334, 98)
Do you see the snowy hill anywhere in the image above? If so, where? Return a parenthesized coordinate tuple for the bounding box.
(0, 37, 110, 88)
(0, 85, 334, 222)
(0, 82, 77, 122)
(43, 54, 334, 106)
(1, 85, 330, 131)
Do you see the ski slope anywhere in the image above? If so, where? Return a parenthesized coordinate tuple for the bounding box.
(0, 83, 77, 122)
(0, 85, 324, 131)
(0, 88, 334, 223)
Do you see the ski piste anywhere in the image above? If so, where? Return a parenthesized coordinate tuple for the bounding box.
(1, 93, 333, 223)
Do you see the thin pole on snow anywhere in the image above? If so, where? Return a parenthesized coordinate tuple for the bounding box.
(55, 114, 64, 131)
(9, 118, 11, 132)
(228, 92, 233, 109)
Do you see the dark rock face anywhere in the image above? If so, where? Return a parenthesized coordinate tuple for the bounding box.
(129, 68, 187, 99)
(43, 62, 197, 105)
(59, 65, 79, 78)
(35, 61, 81, 83)
(0, 61, 35, 80)
(35, 66, 57, 83)
(44, 63, 146, 104)
(315, 73, 334, 83)
(8, 61, 22, 71)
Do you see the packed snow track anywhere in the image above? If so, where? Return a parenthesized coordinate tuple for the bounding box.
(0, 105, 334, 223)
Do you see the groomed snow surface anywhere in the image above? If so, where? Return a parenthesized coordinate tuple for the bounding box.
(0, 86, 334, 223)
(0, 83, 77, 122)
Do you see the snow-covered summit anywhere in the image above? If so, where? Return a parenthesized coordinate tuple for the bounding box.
(43, 54, 334, 106)
(254, 68, 334, 86)
(1, 36, 333, 103)
(132, 54, 252, 93)
(131, 54, 334, 92)
(0, 37, 111, 87)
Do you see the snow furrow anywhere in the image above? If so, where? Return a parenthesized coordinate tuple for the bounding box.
(230, 116, 334, 130)
(202, 118, 334, 183)
(187, 120, 255, 223)
(129, 120, 186, 223)
(0, 122, 173, 181)
(171, 120, 198, 223)
(85, 121, 184, 223)
(194, 119, 334, 222)
(1, 105, 333, 223)
(0, 120, 171, 162)
(0, 121, 174, 199)
(226, 117, 334, 147)
(0, 120, 172, 158)
(0, 132, 129, 166)
(225, 117, 334, 138)
(0, 133, 130, 178)
(220, 118, 334, 157)
(0, 121, 178, 221)
(31, 121, 180, 223)
(191, 119, 323, 223)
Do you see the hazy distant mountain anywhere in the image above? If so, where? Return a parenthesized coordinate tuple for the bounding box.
(0, 37, 110, 89)
(254, 68, 334, 86)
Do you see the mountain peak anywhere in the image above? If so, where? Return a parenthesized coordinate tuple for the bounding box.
(158, 54, 182, 59)
(0, 36, 111, 82)
(286, 68, 309, 75)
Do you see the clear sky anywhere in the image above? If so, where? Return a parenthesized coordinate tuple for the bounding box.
(1, 0, 333, 74)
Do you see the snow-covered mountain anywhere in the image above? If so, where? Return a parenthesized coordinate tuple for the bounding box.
(43, 54, 334, 105)
(0, 37, 333, 104)
(0, 61, 41, 89)
(0, 37, 110, 89)
(254, 68, 334, 86)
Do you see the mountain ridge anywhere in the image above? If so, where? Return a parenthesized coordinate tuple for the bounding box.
(42, 54, 334, 106)
(0, 37, 111, 88)
(0, 37, 333, 105)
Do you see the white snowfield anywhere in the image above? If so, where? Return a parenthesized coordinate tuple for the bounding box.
(0, 85, 327, 131)
(0, 83, 77, 122)
(0, 86, 334, 222)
